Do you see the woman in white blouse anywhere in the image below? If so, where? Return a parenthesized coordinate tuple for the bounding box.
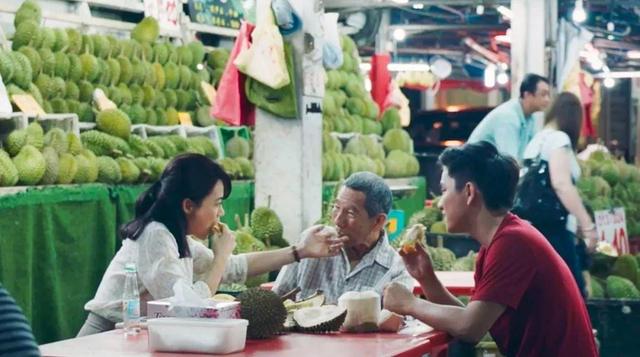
(78, 153, 345, 336)
(522, 92, 597, 297)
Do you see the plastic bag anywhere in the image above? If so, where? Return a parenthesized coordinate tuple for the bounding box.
(234, 0, 290, 90)
(322, 13, 343, 69)
(245, 42, 298, 118)
(212, 22, 256, 126)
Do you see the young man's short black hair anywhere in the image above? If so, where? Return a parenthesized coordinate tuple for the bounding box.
(519, 73, 549, 98)
(438, 141, 520, 212)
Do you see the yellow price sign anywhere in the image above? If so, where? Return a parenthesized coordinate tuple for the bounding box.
(178, 112, 193, 126)
(11, 94, 45, 116)
(387, 218, 398, 234)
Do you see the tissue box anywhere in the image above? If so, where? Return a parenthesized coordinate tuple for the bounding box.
(148, 318, 248, 354)
(147, 299, 241, 319)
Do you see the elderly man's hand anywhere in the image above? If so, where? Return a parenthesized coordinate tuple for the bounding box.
(296, 225, 347, 259)
(383, 282, 417, 316)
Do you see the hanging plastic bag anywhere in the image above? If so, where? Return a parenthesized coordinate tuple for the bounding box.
(245, 42, 298, 119)
(383, 80, 411, 126)
(212, 21, 256, 126)
(322, 13, 343, 69)
(271, 0, 302, 37)
(234, 0, 290, 90)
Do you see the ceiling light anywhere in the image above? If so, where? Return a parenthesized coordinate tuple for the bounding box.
(496, 71, 509, 85)
(391, 0, 410, 4)
(393, 28, 407, 41)
(496, 6, 513, 19)
(476, 5, 485, 15)
(627, 51, 640, 59)
(607, 21, 615, 32)
(412, 3, 424, 10)
(603, 76, 615, 88)
(484, 64, 496, 88)
(572, 0, 587, 23)
(387, 63, 430, 72)
(359, 62, 372, 71)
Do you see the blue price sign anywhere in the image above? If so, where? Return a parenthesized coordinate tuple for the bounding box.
(386, 209, 405, 244)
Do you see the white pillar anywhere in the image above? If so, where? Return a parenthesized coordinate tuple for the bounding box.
(254, 0, 324, 244)
(510, 0, 554, 128)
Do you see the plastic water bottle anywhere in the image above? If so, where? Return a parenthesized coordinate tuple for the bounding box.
(122, 263, 140, 336)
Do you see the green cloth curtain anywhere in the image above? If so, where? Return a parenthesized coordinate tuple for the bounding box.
(0, 185, 117, 344)
(0, 181, 255, 344)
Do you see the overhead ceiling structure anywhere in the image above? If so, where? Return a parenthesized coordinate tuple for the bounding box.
(325, 0, 640, 80)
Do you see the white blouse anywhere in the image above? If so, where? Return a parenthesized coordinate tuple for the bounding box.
(84, 221, 247, 322)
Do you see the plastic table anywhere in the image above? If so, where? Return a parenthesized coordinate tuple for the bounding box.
(40, 327, 451, 357)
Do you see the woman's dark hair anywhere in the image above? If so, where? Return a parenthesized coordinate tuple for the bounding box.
(120, 153, 232, 258)
(439, 141, 519, 212)
(544, 91, 583, 150)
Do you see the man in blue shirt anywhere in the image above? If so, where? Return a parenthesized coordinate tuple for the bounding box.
(468, 74, 551, 163)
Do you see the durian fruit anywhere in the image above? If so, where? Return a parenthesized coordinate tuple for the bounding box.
(12, 19, 39, 50)
(57, 153, 77, 184)
(0, 50, 15, 83)
(237, 288, 287, 339)
(225, 134, 250, 158)
(187, 136, 218, 159)
(96, 109, 132, 140)
(25, 122, 44, 149)
(5, 128, 28, 156)
(0, 150, 19, 186)
(131, 16, 159, 44)
(73, 150, 99, 183)
(292, 305, 347, 333)
(116, 157, 141, 183)
(14, 0, 41, 28)
(39, 147, 59, 185)
(235, 157, 254, 179)
(251, 206, 286, 247)
(67, 133, 83, 155)
(43, 128, 69, 154)
(10, 51, 33, 89)
(97, 156, 122, 184)
(12, 145, 46, 185)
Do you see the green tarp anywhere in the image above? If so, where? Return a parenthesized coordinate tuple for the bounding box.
(0, 181, 255, 344)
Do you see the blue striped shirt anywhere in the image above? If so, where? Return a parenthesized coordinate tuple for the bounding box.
(0, 284, 40, 357)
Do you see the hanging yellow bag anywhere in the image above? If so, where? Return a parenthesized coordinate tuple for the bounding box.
(234, 0, 290, 90)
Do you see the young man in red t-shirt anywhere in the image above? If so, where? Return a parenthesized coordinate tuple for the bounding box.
(383, 141, 597, 357)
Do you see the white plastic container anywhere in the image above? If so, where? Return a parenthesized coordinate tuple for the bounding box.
(147, 318, 248, 354)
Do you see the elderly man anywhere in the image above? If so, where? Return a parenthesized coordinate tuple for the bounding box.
(468, 73, 551, 163)
(273, 172, 412, 303)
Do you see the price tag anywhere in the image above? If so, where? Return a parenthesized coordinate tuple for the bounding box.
(144, 0, 180, 32)
(178, 112, 193, 126)
(595, 207, 630, 255)
(200, 81, 217, 106)
(0, 75, 12, 113)
(11, 94, 45, 116)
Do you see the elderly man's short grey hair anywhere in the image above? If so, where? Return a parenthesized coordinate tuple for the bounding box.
(343, 171, 392, 217)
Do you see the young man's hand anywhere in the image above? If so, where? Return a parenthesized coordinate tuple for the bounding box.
(399, 242, 435, 281)
(383, 282, 416, 316)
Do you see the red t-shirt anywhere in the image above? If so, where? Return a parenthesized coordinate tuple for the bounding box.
(471, 213, 598, 357)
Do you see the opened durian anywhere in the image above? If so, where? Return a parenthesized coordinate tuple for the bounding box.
(292, 305, 347, 333)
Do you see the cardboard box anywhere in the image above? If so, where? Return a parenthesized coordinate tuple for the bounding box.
(147, 299, 241, 319)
